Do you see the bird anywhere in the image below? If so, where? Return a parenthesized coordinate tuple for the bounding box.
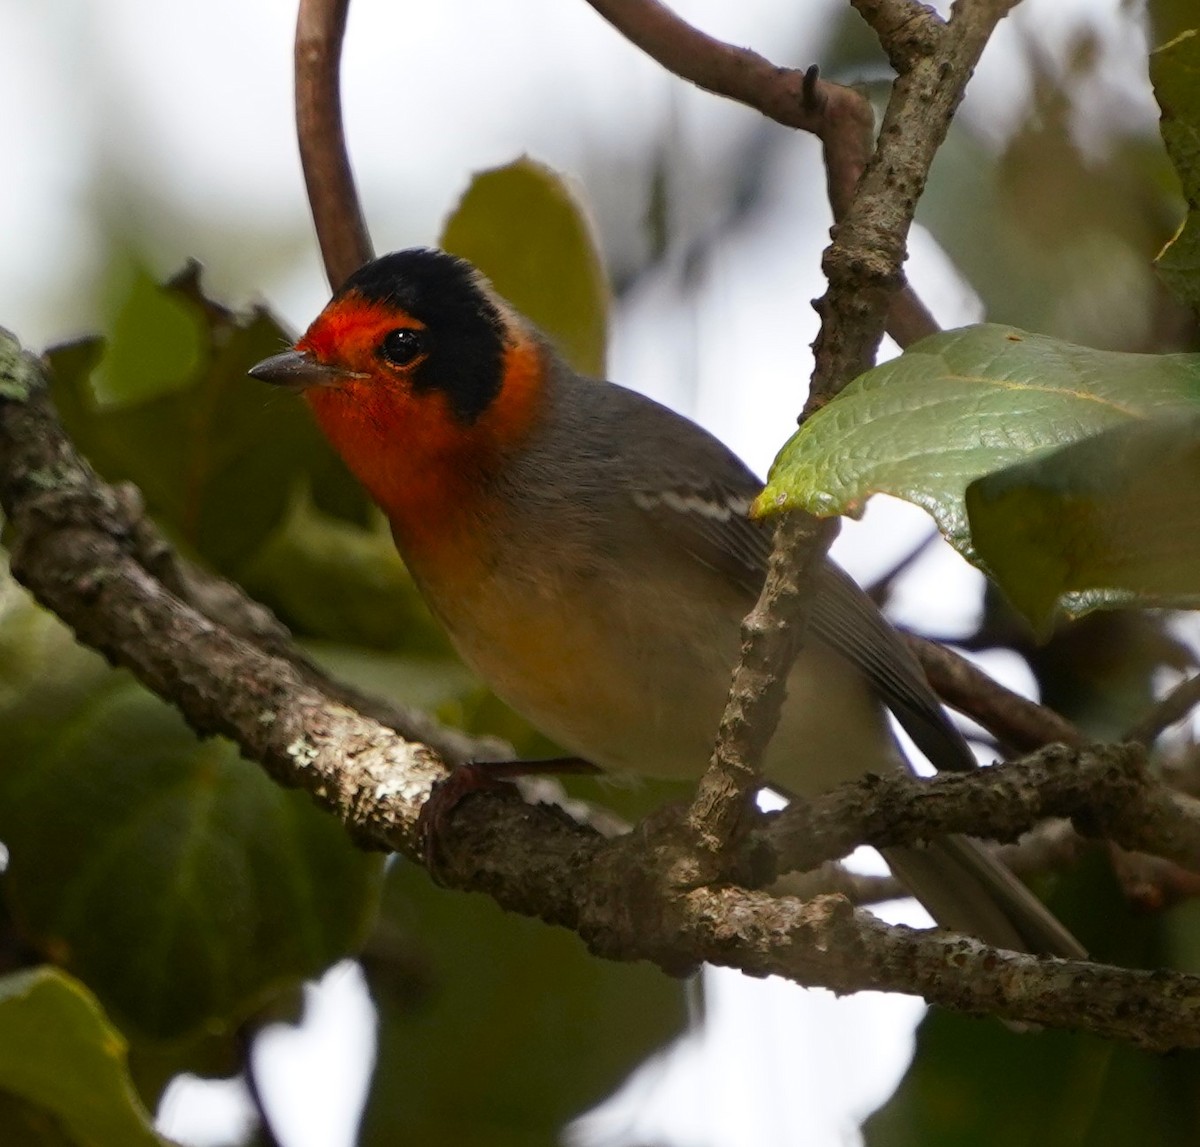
(249, 246, 1083, 958)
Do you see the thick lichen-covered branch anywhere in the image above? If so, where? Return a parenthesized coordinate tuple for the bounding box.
(4, 332, 1200, 1050)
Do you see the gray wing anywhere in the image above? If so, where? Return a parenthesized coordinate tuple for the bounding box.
(808, 564, 976, 774)
(612, 387, 976, 776)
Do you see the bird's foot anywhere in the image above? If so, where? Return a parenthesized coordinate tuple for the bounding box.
(417, 756, 600, 870)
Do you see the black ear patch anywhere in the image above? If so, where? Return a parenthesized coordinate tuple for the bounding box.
(339, 249, 507, 424)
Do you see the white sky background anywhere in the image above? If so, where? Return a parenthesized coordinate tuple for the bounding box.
(0, 1, 1164, 1145)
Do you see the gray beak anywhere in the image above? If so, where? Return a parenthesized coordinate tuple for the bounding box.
(248, 349, 348, 390)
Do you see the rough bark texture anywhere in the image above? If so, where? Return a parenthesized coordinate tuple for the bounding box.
(742, 743, 1200, 886)
(4, 334, 1200, 1051)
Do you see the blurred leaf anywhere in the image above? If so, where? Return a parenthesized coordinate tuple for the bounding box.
(124, 1027, 242, 1115)
(1016, 606, 1187, 740)
(0, 581, 383, 1041)
(0, 967, 164, 1146)
(92, 263, 204, 407)
(921, 66, 1179, 351)
(867, 1014, 1200, 1147)
(1152, 29, 1200, 313)
(1149, 3, 1200, 44)
(866, 853, 1198, 1147)
(757, 324, 1200, 575)
(304, 641, 475, 716)
(238, 489, 450, 655)
(358, 861, 685, 1147)
(45, 264, 368, 575)
(966, 416, 1200, 632)
(440, 157, 610, 377)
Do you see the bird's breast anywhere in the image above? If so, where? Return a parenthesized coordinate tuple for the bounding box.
(403, 532, 739, 778)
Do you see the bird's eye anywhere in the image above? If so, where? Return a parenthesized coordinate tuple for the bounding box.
(380, 328, 425, 366)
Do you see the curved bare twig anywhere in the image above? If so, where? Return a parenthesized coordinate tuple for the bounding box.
(1127, 673, 1200, 746)
(584, 0, 938, 347)
(295, 0, 373, 288)
(909, 636, 1085, 752)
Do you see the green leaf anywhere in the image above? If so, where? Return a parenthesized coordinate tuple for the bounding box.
(1152, 29, 1200, 312)
(45, 265, 369, 576)
(238, 488, 451, 655)
(303, 641, 476, 714)
(440, 157, 610, 378)
(0, 967, 164, 1146)
(966, 416, 1200, 632)
(866, 854, 1195, 1147)
(1150, 2, 1200, 43)
(757, 325, 1200, 567)
(91, 263, 204, 407)
(358, 861, 685, 1147)
(0, 582, 382, 1041)
(867, 1013, 1200, 1147)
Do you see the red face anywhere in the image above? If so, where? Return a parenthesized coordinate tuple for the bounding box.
(271, 288, 546, 559)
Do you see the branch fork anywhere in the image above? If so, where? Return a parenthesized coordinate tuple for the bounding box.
(8, 0, 1200, 1048)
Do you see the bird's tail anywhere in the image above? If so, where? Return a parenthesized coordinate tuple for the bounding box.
(883, 836, 1085, 959)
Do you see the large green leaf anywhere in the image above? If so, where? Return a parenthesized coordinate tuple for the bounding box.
(440, 157, 610, 378)
(45, 265, 369, 577)
(0, 968, 164, 1146)
(357, 861, 685, 1147)
(237, 488, 451, 656)
(966, 417, 1200, 632)
(1152, 29, 1200, 312)
(866, 854, 1198, 1147)
(867, 1013, 1200, 1147)
(757, 325, 1200, 569)
(0, 580, 382, 1041)
(1151, 3, 1200, 43)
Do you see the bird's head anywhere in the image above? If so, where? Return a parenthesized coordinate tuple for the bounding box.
(250, 248, 545, 547)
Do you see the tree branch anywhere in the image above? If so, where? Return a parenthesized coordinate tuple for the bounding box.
(6, 333, 1200, 1048)
(909, 635, 1085, 752)
(741, 743, 1200, 886)
(806, 0, 1016, 415)
(851, 0, 947, 72)
(686, 513, 839, 862)
(583, 0, 938, 348)
(1126, 673, 1200, 746)
(0, 339, 441, 855)
(689, 3, 1019, 862)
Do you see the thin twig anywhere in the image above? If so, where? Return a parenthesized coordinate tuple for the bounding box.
(864, 528, 940, 605)
(585, 0, 863, 134)
(851, 0, 946, 71)
(740, 743, 1200, 886)
(909, 635, 1084, 752)
(805, 1, 1016, 415)
(686, 513, 840, 861)
(689, 2, 1018, 860)
(295, 0, 373, 288)
(1126, 674, 1200, 746)
(237, 1025, 284, 1147)
(583, 0, 938, 348)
